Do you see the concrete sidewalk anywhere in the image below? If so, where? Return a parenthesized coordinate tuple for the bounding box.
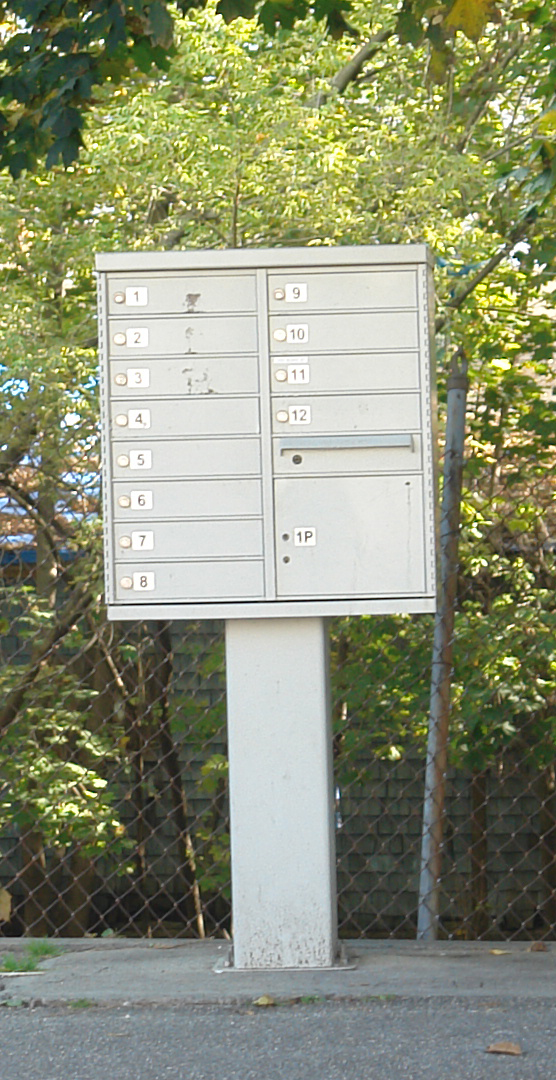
(1, 938, 554, 1007)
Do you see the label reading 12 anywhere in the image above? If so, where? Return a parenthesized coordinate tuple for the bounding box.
(288, 405, 311, 425)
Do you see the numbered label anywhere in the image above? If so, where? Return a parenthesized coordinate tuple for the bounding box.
(125, 328, 149, 348)
(131, 531, 154, 550)
(285, 283, 307, 302)
(130, 490, 153, 510)
(125, 287, 148, 306)
(133, 572, 155, 591)
(286, 324, 309, 344)
(129, 450, 152, 470)
(287, 364, 310, 384)
(126, 368, 150, 388)
(288, 405, 311, 425)
(127, 409, 151, 429)
(294, 527, 317, 546)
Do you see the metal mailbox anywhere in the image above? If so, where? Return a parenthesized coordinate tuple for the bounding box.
(97, 246, 438, 619)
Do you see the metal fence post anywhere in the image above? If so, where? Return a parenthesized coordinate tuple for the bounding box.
(417, 348, 468, 941)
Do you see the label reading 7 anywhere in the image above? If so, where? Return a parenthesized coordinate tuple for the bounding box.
(131, 531, 154, 550)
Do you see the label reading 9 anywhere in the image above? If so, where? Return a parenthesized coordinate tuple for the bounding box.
(132, 572, 155, 591)
(285, 283, 307, 302)
(286, 324, 309, 344)
(130, 490, 153, 510)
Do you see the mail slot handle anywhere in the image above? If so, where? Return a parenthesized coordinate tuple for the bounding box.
(279, 434, 414, 454)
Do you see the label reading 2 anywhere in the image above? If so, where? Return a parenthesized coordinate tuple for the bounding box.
(125, 328, 149, 347)
(288, 405, 311, 425)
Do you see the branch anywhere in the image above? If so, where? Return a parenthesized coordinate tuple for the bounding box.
(308, 28, 393, 108)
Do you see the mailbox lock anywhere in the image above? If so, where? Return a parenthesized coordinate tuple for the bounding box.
(114, 373, 128, 387)
(273, 329, 287, 342)
(118, 495, 132, 508)
(276, 411, 289, 423)
(115, 414, 129, 427)
(114, 292, 126, 304)
(119, 536, 132, 549)
(113, 332, 127, 345)
(275, 369, 288, 382)
(292, 454, 303, 465)
(282, 556, 290, 564)
(120, 576, 133, 589)
(273, 288, 286, 301)
(116, 454, 130, 468)
(282, 533, 290, 542)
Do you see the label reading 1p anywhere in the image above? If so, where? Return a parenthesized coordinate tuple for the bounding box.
(294, 528, 317, 546)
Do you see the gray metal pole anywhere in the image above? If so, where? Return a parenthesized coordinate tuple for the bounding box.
(417, 349, 468, 941)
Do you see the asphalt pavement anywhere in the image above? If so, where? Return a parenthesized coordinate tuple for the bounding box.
(1, 940, 555, 1079)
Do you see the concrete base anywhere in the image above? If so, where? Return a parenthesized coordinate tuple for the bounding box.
(225, 617, 337, 970)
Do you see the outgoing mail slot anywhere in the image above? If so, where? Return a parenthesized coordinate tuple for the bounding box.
(275, 474, 426, 598)
(273, 434, 422, 475)
(110, 357, 259, 397)
(271, 352, 420, 394)
(114, 518, 263, 559)
(114, 559, 265, 601)
(269, 311, 418, 353)
(111, 397, 260, 438)
(112, 478, 262, 519)
(108, 273, 257, 315)
(109, 315, 258, 357)
(112, 438, 261, 478)
(271, 393, 420, 434)
(268, 269, 418, 312)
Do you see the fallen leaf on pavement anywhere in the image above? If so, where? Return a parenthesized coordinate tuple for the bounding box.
(489, 949, 511, 955)
(486, 1042, 522, 1056)
(253, 995, 276, 1007)
(529, 942, 548, 952)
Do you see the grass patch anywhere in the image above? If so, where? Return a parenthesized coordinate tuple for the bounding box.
(68, 998, 94, 1009)
(1, 939, 62, 973)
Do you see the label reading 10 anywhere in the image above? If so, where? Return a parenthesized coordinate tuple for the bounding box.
(286, 324, 309, 344)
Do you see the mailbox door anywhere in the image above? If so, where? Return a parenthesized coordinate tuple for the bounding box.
(274, 474, 426, 597)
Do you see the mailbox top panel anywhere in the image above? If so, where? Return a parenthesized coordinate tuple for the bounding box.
(96, 244, 433, 273)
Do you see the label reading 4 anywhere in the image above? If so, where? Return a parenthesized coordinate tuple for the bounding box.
(125, 328, 149, 347)
(294, 528, 317, 546)
(288, 405, 311, 425)
(127, 409, 151, 429)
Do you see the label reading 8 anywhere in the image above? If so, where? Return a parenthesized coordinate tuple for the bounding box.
(125, 287, 148, 306)
(129, 450, 152, 470)
(288, 405, 311, 425)
(126, 368, 150, 388)
(287, 365, 310, 384)
(127, 409, 151, 429)
(133, 572, 155, 591)
(130, 490, 153, 510)
(285, 283, 308, 303)
(125, 328, 149, 348)
(131, 531, 154, 550)
(286, 324, 309, 344)
(294, 527, 317, 546)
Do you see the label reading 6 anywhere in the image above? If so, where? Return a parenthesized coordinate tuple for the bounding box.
(130, 490, 153, 510)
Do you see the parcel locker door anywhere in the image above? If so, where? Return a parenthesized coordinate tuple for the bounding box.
(274, 474, 426, 598)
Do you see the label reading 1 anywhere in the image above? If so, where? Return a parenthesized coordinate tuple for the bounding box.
(133, 572, 155, 591)
(294, 528, 317, 546)
(287, 365, 310, 384)
(125, 287, 148, 306)
(130, 490, 153, 510)
(125, 328, 149, 347)
(288, 405, 311, 425)
(127, 368, 150, 388)
(131, 531, 154, 550)
(286, 324, 309, 344)
(285, 283, 307, 302)
(129, 450, 152, 470)
(127, 409, 151, 429)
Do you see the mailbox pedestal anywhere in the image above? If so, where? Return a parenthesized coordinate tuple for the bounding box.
(226, 617, 337, 969)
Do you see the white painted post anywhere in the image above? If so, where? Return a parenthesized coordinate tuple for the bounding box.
(225, 617, 338, 969)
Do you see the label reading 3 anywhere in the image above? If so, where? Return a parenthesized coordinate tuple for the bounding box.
(126, 368, 150, 387)
(288, 405, 311, 425)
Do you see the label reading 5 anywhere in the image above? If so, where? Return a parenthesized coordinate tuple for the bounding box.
(127, 368, 150, 387)
(288, 405, 311, 425)
(131, 531, 154, 550)
(286, 324, 309, 344)
(130, 490, 153, 510)
(125, 328, 149, 347)
(129, 450, 152, 470)
(294, 528, 317, 546)
(125, 287, 148, 306)
(128, 409, 151, 429)
(285, 284, 307, 302)
(133, 572, 155, 591)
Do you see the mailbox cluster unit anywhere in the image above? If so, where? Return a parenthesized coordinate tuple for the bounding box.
(97, 246, 437, 619)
